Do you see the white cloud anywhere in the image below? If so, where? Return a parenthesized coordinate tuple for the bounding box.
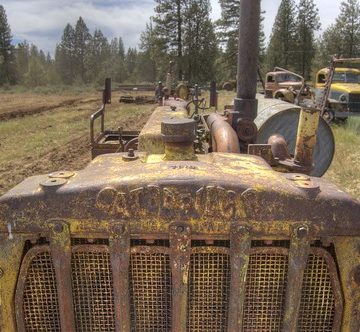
(3, 0, 341, 55)
(3, 0, 154, 53)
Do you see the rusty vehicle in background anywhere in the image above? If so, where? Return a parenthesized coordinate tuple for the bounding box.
(264, 67, 312, 103)
(1, 0, 360, 331)
(314, 57, 360, 122)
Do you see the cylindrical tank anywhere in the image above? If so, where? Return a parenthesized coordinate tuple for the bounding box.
(255, 96, 335, 177)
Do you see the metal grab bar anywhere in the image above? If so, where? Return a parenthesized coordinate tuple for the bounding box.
(90, 105, 105, 144)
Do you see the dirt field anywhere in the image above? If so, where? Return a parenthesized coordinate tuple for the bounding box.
(0, 90, 359, 200)
(0, 90, 155, 195)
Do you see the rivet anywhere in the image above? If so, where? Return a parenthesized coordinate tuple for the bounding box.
(53, 223, 64, 234)
(296, 226, 308, 239)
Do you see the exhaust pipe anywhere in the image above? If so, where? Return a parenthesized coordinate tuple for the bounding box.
(207, 114, 240, 153)
(231, 0, 261, 147)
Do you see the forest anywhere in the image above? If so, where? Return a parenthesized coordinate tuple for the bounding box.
(0, 0, 359, 88)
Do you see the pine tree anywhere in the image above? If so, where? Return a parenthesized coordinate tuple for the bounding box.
(183, 0, 218, 83)
(294, 0, 321, 79)
(152, 0, 185, 80)
(217, 0, 266, 78)
(74, 17, 91, 82)
(0, 5, 17, 85)
(140, 20, 169, 81)
(265, 0, 297, 71)
(56, 23, 76, 84)
(25, 57, 47, 87)
(84, 29, 110, 84)
(314, 0, 360, 72)
(335, 0, 360, 58)
(15, 41, 30, 83)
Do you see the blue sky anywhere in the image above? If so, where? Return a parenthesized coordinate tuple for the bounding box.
(2, 0, 341, 55)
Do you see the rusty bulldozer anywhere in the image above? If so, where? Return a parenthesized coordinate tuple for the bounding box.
(1, 0, 360, 331)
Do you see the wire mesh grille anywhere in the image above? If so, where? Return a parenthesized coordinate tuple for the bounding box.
(243, 250, 288, 331)
(18, 244, 339, 332)
(297, 253, 336, 331)
(72, 247, 115, 332)
(22, 250, 61, 332)
(187, 251, 230, 332)
(130, 251, 171, 331)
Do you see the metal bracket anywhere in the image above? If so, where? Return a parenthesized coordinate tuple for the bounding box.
(169, 222, 191, 332)
(228, 224, 251, 332)
(109, 221, 131, 332)
(282, 225, 311, 332)
(48, 220, 76, 332)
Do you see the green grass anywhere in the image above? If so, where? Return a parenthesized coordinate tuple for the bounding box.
(325, 118, 360, 199)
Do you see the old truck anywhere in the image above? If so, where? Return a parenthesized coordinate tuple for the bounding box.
(264, 67, 307, 103)
(0, 0, 360, 331)
(315, 59, 360, 122)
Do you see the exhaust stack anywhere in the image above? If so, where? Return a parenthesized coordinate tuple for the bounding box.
(231, 0, 261, 147)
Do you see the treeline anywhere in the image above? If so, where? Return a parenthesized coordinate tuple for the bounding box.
(265, 0, 360, 80)
(0, 0, 359, 88)
(0, 9, 149, 87)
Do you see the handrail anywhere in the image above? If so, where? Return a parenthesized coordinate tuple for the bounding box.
(90, 105, 105, 144)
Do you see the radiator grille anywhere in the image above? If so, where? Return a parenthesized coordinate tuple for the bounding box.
(298, 253, 336, 331)
(21, 248, 61, 332)
(187, 249, 230, 331)
(129, 250, 171, 332)
(243, 249, 288, 331)
(72, 246, 115, 331)
(17, 244, 341, 331)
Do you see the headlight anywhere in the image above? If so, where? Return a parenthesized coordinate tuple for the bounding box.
(339, 94, 348, 102)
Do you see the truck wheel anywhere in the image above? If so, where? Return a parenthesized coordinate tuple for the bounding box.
(322, 110, 334, 124)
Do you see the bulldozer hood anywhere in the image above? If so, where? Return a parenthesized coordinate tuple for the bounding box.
(0, 152, 359, 238)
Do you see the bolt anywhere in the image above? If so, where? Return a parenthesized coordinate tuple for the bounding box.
(53, 223, 64, 234)
(237, 225, 249, 236)
(179, 244, 187, 252)
(296, 226, 308, 239)
(176, 225, 185, 233)
(128, 149, 135, 158)
(114, 224, 125, 235)
(0, 268, 4, 278)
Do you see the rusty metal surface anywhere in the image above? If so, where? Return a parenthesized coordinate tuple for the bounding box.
(282, 226, 311, 331)
(110, 222, 130, 332)
(228, 225, 251, 331)
(1, 151, 359, 237)
(170, 223, 191, 332)
(48, 221, 76, 332)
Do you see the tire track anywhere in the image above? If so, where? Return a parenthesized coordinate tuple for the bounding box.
(0, 98, 98, 121)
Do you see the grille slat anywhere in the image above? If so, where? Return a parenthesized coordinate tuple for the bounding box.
(17, 243, 341, 332)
